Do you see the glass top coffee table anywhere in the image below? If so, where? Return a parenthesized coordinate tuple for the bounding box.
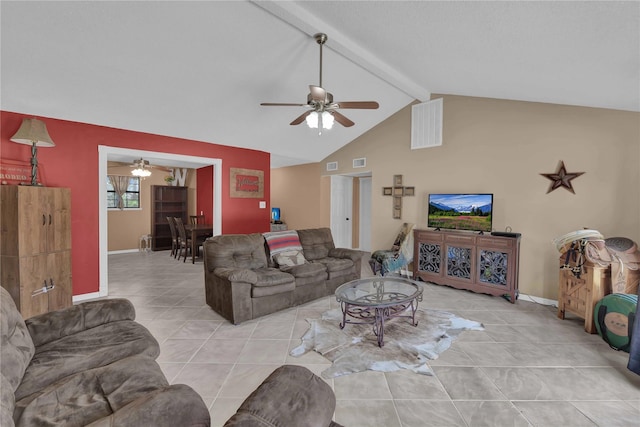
(335, 277, 424, 347)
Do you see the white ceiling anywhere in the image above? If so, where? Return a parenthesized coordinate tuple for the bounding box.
(2, 1, 638, 169)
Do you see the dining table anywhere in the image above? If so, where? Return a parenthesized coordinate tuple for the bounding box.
(184, 223, 214, 264)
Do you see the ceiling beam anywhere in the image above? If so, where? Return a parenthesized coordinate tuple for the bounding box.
(253, 0, 430, 102)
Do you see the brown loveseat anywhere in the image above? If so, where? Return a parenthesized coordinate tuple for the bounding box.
(0, 286, 210, 427)
(203, 227, 362, 324)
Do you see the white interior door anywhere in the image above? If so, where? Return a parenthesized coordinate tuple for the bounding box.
(358, 177, 372, 251)
(330, 175, 353, 248)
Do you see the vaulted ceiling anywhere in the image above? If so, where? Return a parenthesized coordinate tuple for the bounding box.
(2, 1, 638, 168)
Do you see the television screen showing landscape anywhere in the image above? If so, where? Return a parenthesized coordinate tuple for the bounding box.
(428, 193, 493, 232)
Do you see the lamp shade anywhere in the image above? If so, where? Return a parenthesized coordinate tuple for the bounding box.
(10, 118, 55, 147)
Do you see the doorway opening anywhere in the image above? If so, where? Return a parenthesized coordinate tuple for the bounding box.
(96, 146, 222, 299)
(329, 172, 372, 251)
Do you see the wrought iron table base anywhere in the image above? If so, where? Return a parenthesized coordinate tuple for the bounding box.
(339, 298, 420, 347)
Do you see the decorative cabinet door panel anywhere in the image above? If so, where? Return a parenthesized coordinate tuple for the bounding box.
(445, 244, 474, 282)
(418, 241, 442, 274)
(478, 249, 509, 286)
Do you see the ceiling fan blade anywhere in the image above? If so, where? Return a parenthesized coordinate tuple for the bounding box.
(309, 85, 327, 102)
(261, 102, 306, 107)
(332, 111, 355, 127)
(335, 101, 379, 109)
(290, 111, 311, 125)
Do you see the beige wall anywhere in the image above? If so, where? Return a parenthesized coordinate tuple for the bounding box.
(270, 163, 329, 230)
(271, 95, 640, 300)
(107, 164, 197, 251)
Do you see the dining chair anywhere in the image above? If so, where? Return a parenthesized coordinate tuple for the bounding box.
(189, 214, 206, 225)
(174, 217, 192, 263)
(166, 216, 179, 258)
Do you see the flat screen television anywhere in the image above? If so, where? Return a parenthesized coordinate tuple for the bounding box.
(271, 207, 281, 222)
(428, 193, 493, 233)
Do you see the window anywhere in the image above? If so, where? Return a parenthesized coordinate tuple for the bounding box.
(107, 176, 140, 209)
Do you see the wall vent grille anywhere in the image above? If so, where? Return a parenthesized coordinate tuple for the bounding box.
(353, 158, 366, 168)
(326, 161, 338, 171)
(411, 98, 443, 150)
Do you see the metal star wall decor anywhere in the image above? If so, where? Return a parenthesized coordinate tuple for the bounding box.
(540, 161, 584, 194)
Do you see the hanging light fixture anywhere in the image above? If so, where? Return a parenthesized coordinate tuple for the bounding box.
(131, 168, 151, 177)
(10, 118, 56, 186)
(305, 112, 319, 128)
(130, 158, 152, 177)
(305, 111, 334, 132)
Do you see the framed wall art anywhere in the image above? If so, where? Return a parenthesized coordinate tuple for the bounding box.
(383, 187, 393, 196)
(230, 168, 264, 198)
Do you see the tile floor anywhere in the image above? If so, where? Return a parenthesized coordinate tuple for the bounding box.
(107, 251, 640, 426)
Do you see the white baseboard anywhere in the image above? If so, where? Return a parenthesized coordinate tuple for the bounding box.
(73, 291, 103, 303)
(518, 293, 558, 307)
(108, 249, 140, 255)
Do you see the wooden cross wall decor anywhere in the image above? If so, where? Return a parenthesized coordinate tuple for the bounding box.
(382, 174, 415, 219)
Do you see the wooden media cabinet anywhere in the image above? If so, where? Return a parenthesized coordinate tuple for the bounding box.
(413, 229, 521, 303)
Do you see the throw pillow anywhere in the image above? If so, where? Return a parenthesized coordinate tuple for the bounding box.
(274, 250, 307, 267)
(263, 230, 303, 261)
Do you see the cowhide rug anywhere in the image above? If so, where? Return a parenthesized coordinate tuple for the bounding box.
(290, 308, 484, 378)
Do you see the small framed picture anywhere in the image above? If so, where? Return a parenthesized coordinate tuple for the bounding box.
(383, 187, 393, 196)
(404, 187, 415, 196)
(393, 187, 404, 196)
(393, 174, 403, 186)
(393, 196, 402, 209)
(393, 208, 402, 219)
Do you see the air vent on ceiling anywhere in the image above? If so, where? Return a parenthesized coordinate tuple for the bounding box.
(326, 161, 338, 171)
(411, 98, 443, 150)
(353, 158, 366, 168)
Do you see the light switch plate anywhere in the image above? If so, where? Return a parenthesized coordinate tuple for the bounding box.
(259, 201, 266, 209)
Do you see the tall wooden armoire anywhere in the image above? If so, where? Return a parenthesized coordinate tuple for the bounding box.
(0, 186, 72, 318)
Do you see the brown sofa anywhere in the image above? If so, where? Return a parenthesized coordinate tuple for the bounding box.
(0, 286, 210, 427)
(203, 227, 362, 324)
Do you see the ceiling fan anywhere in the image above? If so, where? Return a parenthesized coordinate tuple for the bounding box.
(128, 158, 171, 177)
(260, 33, 379, 130)
(107, 158, 171, 177)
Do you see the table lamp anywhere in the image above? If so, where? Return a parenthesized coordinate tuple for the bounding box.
(10, 118, 55, 186)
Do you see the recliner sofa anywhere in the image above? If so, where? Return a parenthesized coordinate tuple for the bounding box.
(203, 227, 362, 324)
(0, 286, 210, 427)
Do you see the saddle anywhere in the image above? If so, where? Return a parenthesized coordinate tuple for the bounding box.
(554, 230, 640, 294)
(587, 237, 640, 294)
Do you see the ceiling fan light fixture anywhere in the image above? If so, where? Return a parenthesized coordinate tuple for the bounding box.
(131, 168, 151, 177)
(322, 111, 334, 130)
(306, 111, 319, 128)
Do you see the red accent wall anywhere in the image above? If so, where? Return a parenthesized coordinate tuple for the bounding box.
(1, 111, 271, 296)
(196, 166, 213, 222)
